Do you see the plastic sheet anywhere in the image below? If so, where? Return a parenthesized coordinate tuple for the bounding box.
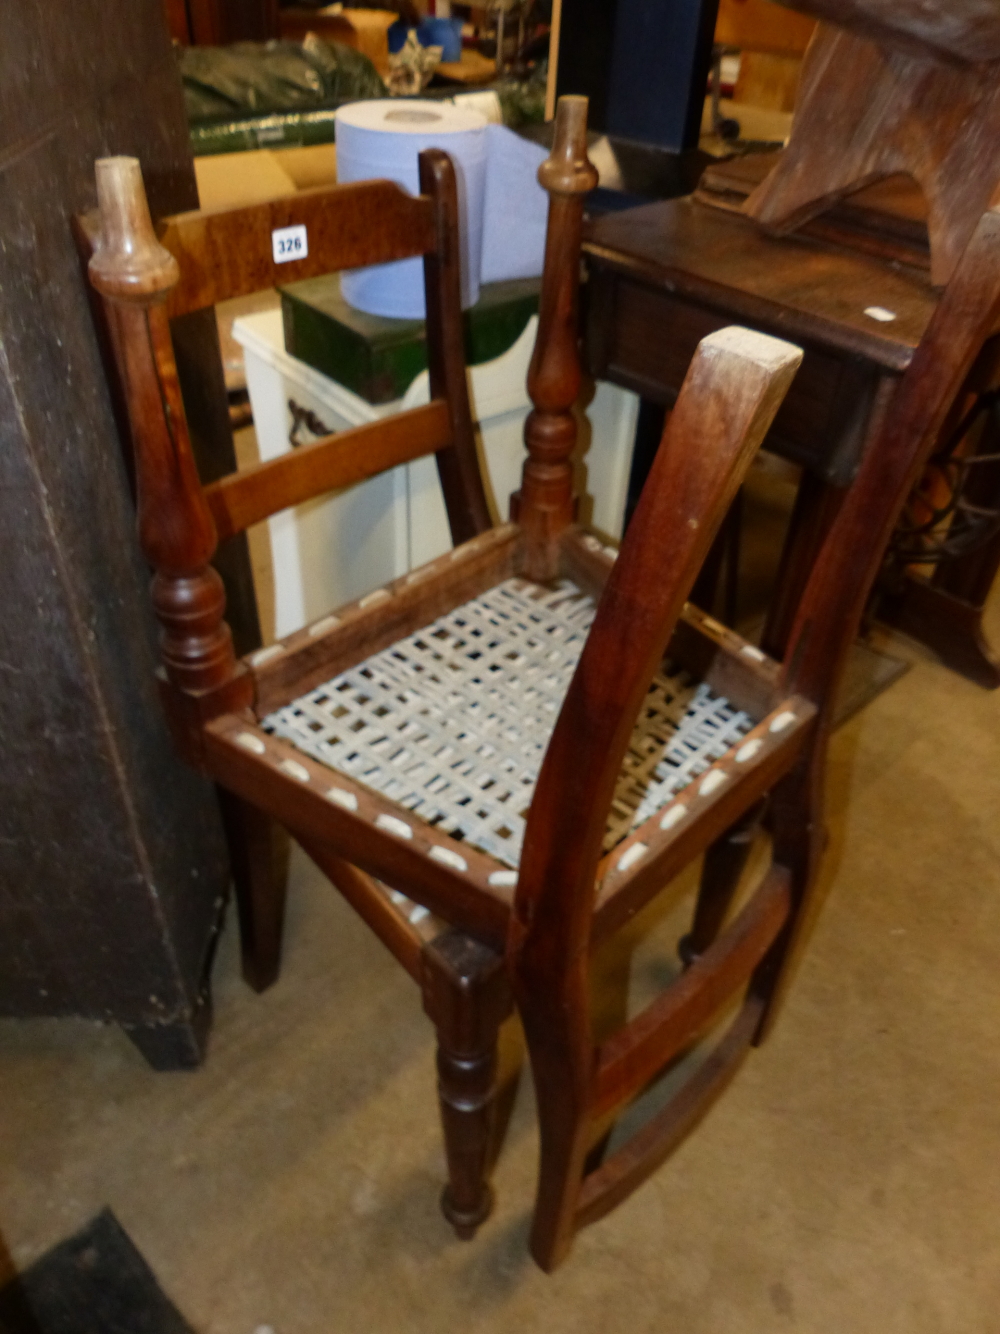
(182, 36, 384, 144)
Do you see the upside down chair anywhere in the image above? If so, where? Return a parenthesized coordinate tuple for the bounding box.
(83, 90, 1000, 1270)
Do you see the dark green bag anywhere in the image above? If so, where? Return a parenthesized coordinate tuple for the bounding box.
(180, 35, 385, 122)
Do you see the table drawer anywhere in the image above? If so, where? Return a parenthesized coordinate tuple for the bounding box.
(584, 269, 890, 484)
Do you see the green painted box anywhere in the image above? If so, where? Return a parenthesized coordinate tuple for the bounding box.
(279, 275, 540, 404)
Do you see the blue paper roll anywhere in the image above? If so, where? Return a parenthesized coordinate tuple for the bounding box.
(335, 100, 488, 319)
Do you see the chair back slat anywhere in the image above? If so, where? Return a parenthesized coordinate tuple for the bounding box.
(205, 401, 453, 541)
(159, 179, 437, 318)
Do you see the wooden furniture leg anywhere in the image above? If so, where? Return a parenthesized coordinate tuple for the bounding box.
(752, 757, 825, 1045)
(421, 930, 511, 1240)
(761, 471, 844, 659)
(879, 400, 1000, 687)
(217, 789, 290, 992)
(879, 573, 1000, 688)
(680, 797, 768, 965)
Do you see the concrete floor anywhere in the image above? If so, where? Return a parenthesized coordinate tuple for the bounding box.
(2, 582, 1000, 1329)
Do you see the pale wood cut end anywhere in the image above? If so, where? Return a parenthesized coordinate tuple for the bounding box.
(89, 156, 179, 303)
(698, 325, 804, 377)
(538, 95, 599, 196)
(686, 325, 803, 457)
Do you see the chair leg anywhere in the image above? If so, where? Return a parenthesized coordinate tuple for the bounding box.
(421, 930, 511, 1240)
(679, 798, 767, 966)
(216, 788, 289, 993)
(752, 754, 827, 1044)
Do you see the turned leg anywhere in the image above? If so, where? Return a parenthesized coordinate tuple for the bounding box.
(421, 930, 511, 1239)
(217, 788, 289, 993)
(680, 798, 767, 966)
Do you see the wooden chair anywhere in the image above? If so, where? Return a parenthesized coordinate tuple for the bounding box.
(83, 92, 999, 1270)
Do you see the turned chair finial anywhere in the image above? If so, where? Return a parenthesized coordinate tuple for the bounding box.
(89, 157, 179, 302)
(538, 96, 599, 197)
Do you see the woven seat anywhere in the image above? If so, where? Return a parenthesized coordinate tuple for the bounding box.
(262, 575, 752, 869)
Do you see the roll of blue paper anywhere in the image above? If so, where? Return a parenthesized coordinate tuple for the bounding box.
(335, 99, 488, 319)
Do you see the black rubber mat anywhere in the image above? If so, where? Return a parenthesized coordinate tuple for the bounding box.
(0, 1210, 194, 1334)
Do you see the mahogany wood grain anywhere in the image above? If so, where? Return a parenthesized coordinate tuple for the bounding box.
(557, 529, 783, 719)
(680, 798, 769, 965)
(510, 325, 802, 1270)
(203, 718, 513, 947)
(591, 700, 814, 945)
(205, 402, 453, 541)
(696, 150, 931, 272)
(749, 211, 1000, 1045)
(421, 931, 512, 1239)
(158, 180, 437, 319)
(776, 0, 1000, 63)
(592, 867, 791, 1118)
(514, 97, 599, 581)
(419, 151, 493, 546)
(574, 995, 764, 1230)
(584, 199, 933, 374)
(784, 208, 1000, 711)
(667, 611, 781, 720)
(746, 25, 1000, 286)
(300, 838, 427, 981)
(760, 469, 846, 660)
(91, 95, 947, 1268)
(89, 159, 247, 707)
(248, 524, 522, 716)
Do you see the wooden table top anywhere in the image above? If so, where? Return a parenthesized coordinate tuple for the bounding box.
(583, 196, 938, 374)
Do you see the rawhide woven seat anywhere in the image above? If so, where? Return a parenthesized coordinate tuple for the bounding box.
(83, 91, 1000, 1272)
(261, 574, 753, 869)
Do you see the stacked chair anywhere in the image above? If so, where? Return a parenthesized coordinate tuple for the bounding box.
(83, 69, 1000, 1268)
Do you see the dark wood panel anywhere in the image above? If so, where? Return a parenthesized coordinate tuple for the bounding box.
(585, 267, 885, 483)
(0, 0, 229, 1066)
(584, 196, 935, 372)
(778, 0, 1000, 62)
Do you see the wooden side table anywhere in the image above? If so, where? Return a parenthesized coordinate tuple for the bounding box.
(582, 173, 1000, 681)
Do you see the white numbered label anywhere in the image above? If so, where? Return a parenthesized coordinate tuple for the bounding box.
(272, 224, 308, 264)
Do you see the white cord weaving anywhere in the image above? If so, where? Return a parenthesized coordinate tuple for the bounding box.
(263, 577, 752, 868)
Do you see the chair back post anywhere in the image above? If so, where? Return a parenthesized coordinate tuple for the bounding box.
(757, 212, 1000, 1015)
(515, 96, 598, 581)
(88, 158, 246, 712)
(781, 205, 1000, 716)
(509, 327, 802, 1270)
(419, 148, 493, 545)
